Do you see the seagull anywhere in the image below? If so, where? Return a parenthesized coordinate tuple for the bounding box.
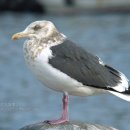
(12, 20, 130, 125)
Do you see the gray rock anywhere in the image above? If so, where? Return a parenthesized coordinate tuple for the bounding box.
(19, 121, 118, 130)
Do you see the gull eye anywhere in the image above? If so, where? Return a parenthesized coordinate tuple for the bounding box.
(33, 25, 41, 31)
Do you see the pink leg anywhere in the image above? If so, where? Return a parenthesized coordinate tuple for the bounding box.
(44, 93, 69, 125)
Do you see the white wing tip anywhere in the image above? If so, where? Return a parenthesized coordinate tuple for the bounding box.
(109, 91, 130, 101)
(113, 72, 129, 92)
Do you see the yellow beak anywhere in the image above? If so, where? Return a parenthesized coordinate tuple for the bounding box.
(12, 32, 29, 40)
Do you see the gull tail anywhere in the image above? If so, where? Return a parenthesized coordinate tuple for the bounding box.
(108, 85, 130, 101)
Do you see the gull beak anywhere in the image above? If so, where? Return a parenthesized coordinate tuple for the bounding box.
(12, 32, 29, 40)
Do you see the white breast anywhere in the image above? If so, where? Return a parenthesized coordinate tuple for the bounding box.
(24, 46, 104, 96)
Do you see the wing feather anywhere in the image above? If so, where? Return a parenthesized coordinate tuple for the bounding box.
(49, 39, 128, 91)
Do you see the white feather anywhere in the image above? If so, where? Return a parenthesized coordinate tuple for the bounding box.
(97, 55, 129, 93)
(97, 56, 129, 93)
(112, 71, 129, 92)
(98, 57, 105, 65)
(108, 91, 130, 101)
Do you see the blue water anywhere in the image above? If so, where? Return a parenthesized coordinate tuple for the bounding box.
(0, 13, 130, 130)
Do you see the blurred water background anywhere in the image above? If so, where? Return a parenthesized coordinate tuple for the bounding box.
(0, 1, 130, 130)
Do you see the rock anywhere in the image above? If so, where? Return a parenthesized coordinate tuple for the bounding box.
(19, 121, 118, 130)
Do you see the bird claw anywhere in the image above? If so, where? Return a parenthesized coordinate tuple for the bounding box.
(44, 119, 69, 125)
(44, 120, 51, 124)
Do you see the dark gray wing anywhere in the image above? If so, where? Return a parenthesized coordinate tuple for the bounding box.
(49, 39, 121, 90)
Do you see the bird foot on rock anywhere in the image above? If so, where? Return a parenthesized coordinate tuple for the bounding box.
(44, 118, 69, 125)
(44, 93, 69, 125)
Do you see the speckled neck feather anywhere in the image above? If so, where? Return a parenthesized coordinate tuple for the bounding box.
(23, 32, 66, 60)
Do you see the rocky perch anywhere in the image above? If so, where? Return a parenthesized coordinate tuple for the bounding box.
(19, 121, 118, 130)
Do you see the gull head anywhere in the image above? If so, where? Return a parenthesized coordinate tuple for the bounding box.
(12, 20, 59, 41)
